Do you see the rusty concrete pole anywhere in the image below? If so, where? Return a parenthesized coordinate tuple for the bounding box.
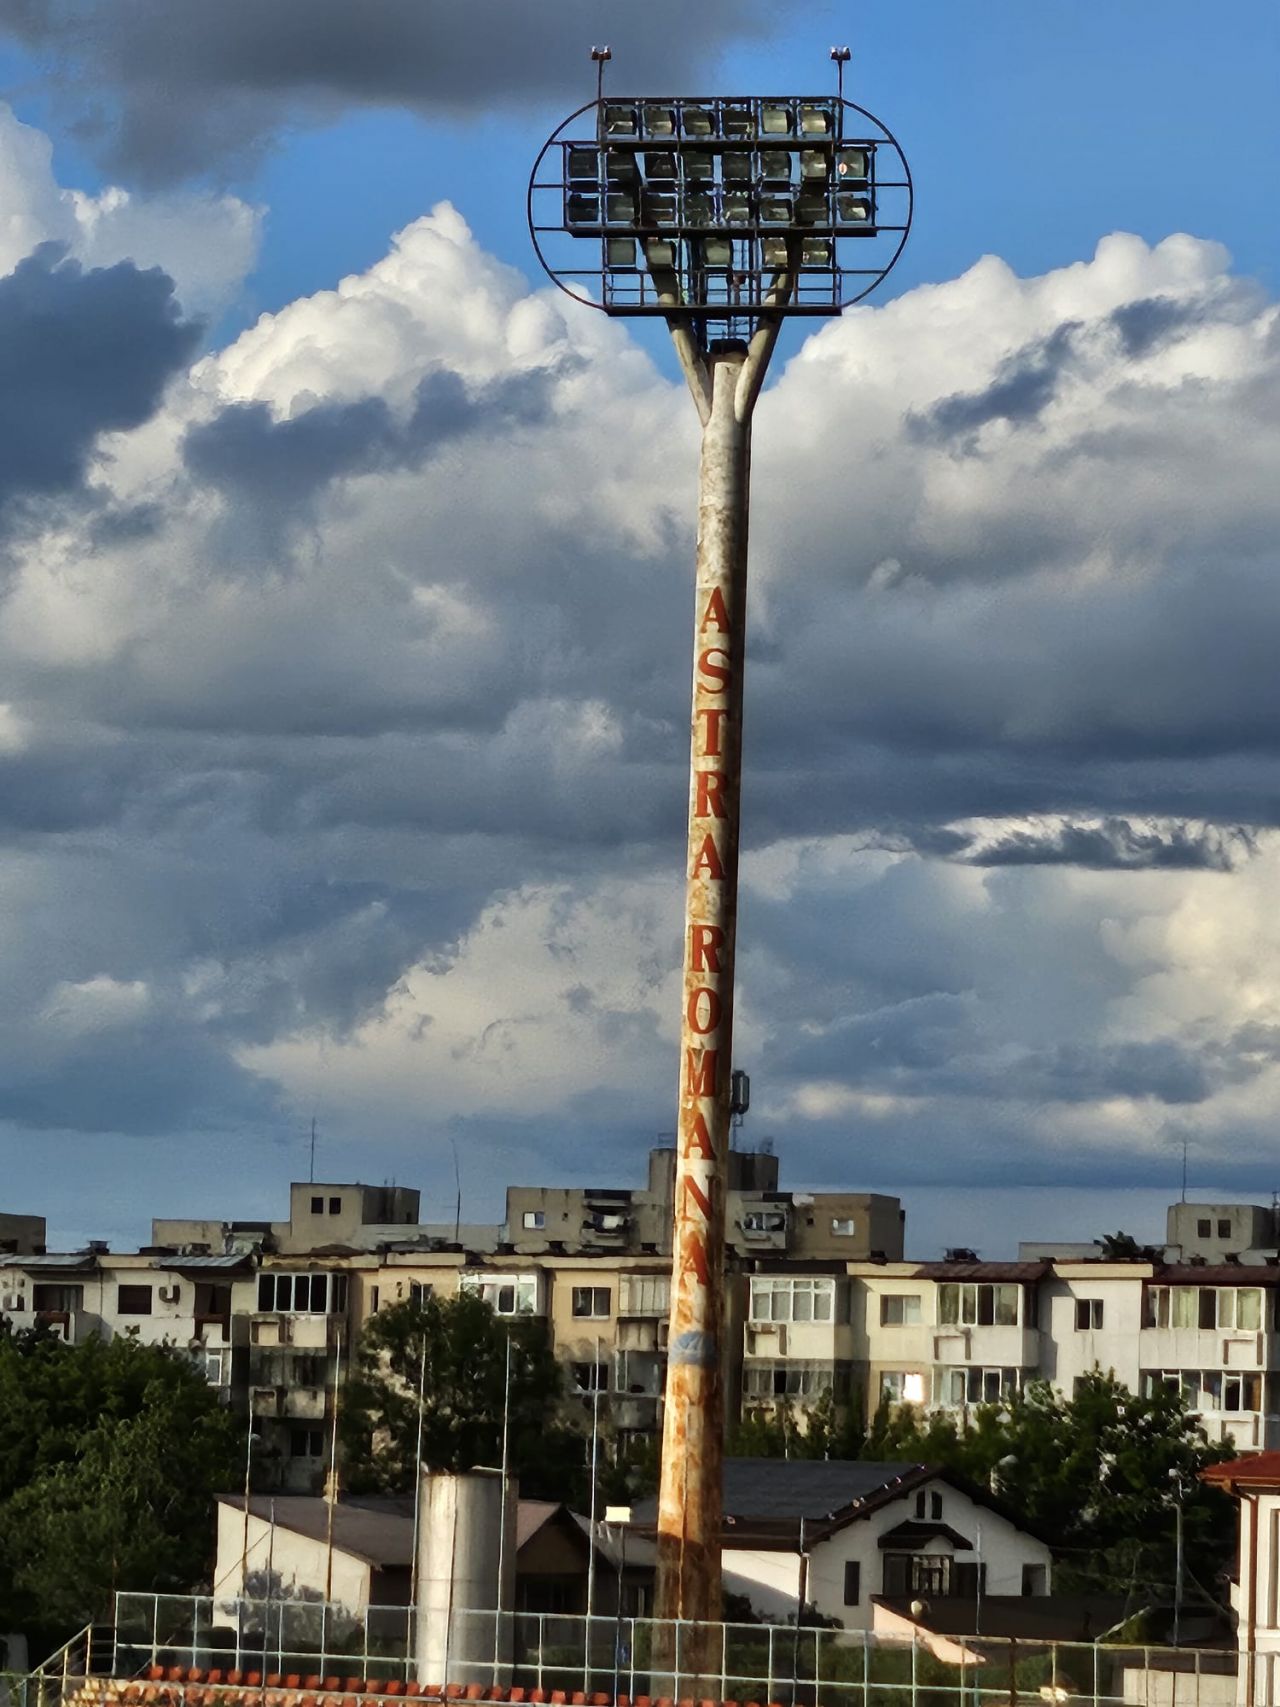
(654, 310, 783, 1632)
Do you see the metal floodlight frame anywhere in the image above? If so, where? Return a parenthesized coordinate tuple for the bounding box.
(528, 91, 912, 346)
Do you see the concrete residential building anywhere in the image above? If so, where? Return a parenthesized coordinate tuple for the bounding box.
(1201, 1451, 1280, 1707)
(506, 1145, 903, 1263)
(0, 1247, 249, 1393)
(153, 1181, 427, 1258)
(0, 1211, 45, 1256)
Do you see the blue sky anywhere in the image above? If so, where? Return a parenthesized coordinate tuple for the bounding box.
(1, 1, 1279, 1257)
(6, 2, 1279, 350)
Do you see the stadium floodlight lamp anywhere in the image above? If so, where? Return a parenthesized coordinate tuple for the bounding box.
(530, 81, 910, 338)
(528, 47, 911, 1651)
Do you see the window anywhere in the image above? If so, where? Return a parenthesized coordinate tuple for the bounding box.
(572, 1286, 611, 1319)
(883, 1555, 953, 1598)
(460, 1273, 539, 1316)
(328, 1196, 342, 1215)
(881, 1370, 926, 1405)
(572, 1361, 609, 1392)
(1022, 1564, 1047, 1597)
(409, 1281, 433, 1306)
(749, 1276, 837, 1324)
(196, 1348, 224, 1385)
(117, 1284, 153, 1316)
(831, 1218, 856, 1237)
(1222, 1289, 1262, 1331)
(843, 1562, 861, 1606)
(311, 1196, 324, 1214)
(1145, 1286, 1262, 1331)
(1141, 1369, 1262, 1413)
(1218, 1219, 1232, 1240)
(742, 1209, 787, 1235)
(931, 1491, 942, 1520)
(289, 1427, 324, 1458)
(257, 1271, 347, 1314)
(965, 1366, 1020, 1404)
(743, 1360, 850, 1401)
(370, 1286, 380, 1313)
(1074, 1298, 1104, 1331)
(620, 1275, 670, 1316)
(32, 1283, 83, 1313)
(881, 1294, 922, 1326)
(914, 1489, 926, 1518)
(1197, 1219, 1212, 1238)
(522, 1210, 546, 1230)
(938, 1283, 1020, 1327)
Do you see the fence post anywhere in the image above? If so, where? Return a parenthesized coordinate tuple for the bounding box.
(767, 1624, 774, 1707)
(536, 1615, 544, 1695)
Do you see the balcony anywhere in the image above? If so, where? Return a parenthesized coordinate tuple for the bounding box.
(932, 1325, 1041, 1367)
(249, 1386, 283, 1418)
(1141, 1327, 1267, 1369)
(281, 1386, 328, 1421)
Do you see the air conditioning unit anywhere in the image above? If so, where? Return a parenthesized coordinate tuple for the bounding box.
(1, 1294, 24, 1312)
(158, 1284, 180, 1304)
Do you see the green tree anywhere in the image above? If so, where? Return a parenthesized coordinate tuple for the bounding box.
(0, 1328, 244, 1650)
(730, 1389, 865, 1461)
(859, 1372, 1235, 1606)
(339, 1294, 585, 1502)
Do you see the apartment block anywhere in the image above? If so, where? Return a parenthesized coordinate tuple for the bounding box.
(0, 1247, 248, 1394)
(507, 1145, 903, 1263)
(0, 1211, 45, 1256)
(16, 1172, 1280, 1485)
(153, 1180, 425, 1257)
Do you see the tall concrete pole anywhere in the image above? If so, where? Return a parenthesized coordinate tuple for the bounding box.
(655, 305, 784, 1631)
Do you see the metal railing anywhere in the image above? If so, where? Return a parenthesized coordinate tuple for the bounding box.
(97, 1594, 1242, 1707)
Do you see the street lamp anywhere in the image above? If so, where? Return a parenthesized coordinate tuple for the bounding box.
(529, 52, 912, 1634)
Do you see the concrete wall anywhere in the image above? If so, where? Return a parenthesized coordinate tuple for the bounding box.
(213, 1502, 372, 1613)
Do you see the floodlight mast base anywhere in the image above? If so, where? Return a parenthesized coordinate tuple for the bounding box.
(654, 311, 781, 1650)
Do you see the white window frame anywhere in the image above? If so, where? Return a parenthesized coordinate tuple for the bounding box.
(460, 1272, 539, 1316)
(749, 1276, 836, 1325)
(571, 1285, 611, 1319)
(881, 1294, 922, 1326)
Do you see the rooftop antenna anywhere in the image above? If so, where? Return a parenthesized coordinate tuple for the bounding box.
(310, 1115, 317, 1184)
(449, 1136, 462, 1244)
(1181, 1136, 1188, 1203)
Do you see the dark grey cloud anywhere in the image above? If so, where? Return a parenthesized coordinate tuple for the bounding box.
(909, 322, 1080, 443)
(182, 365, 561, 519)
(942, 818, 1256, 872)
(0, 243, 199, 525)
(0, 0, 773, 182)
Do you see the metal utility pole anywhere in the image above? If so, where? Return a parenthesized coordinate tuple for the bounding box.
(529, 57, 912, 1637)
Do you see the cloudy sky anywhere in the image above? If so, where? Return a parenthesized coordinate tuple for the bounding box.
(2, 2, 1280, 1256)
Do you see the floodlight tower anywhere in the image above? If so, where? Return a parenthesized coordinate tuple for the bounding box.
(529, 51, 911, 1631)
